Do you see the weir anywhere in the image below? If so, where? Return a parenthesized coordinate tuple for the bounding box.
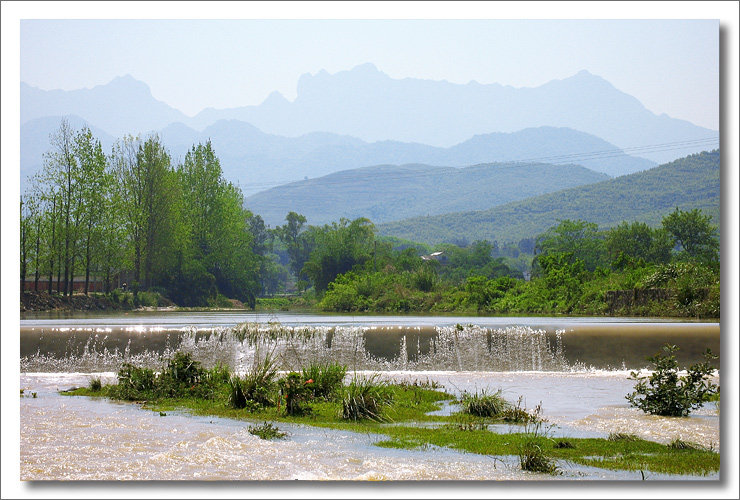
(20, 321, 720, 373)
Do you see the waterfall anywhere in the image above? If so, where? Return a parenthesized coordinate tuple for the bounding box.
(20, 322, 571, 373)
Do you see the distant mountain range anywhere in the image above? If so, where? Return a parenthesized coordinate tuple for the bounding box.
(21, 64, 717, 178)
(376, 150, 720, 246)
(21, 116, 656, 196)
(244, 161, 611, 227)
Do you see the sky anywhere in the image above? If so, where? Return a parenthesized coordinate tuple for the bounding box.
(12, 5, 725, 132)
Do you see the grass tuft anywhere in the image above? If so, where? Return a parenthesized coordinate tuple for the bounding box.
(341, 373, 394, 422)
(459, 389, 510, 417)
(608, 432, 639, 442)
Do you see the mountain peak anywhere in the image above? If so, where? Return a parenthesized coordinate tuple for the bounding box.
(98, 74, 152, 95)
(262, 90, 290, 105)
(349, 62, 381, 74)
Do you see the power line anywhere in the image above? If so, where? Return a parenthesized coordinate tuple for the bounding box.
(238, 136, 719, 194)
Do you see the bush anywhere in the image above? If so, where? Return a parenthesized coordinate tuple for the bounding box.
(516, 403, 560, 475)
(278, 372, 312, 416)
(248, 421, 287, 440)
(114, 362, 156, 399)
(228, 375, 249, 409)
(88, 377, 102, 392)
(519, 441, 559, 474)
(626, 344, 718, 416)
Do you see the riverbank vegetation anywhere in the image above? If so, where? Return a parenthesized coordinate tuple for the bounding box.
(20, 120, 719, 318)
(63, 351, 719, 477)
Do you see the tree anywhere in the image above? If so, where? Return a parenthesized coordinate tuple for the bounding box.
(112, 134, 180, 293)
(38, 119, 78, 295)
(74, 127, 109, 294)
(276, 212, 312, 280)
(534, 219, 606, 273)
(302, 217, 375, 293)
(661, 208, 719, 263)
(176, 141, 260, 306)
(605, 220, 672, 267)
(20, 197, 30, 291)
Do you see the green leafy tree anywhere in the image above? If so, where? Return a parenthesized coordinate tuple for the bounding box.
(73, 127, 109, 294)
(276, 212, 313, 281)
(20, 197, 31, 291)
(302, 217, 376, 293)
(176, 141, 260, 307)
(661, 208, 719, 263)
(534, 219, 606, 273)
(112, 134, 181, 292)
(605, 220, 673, 267)
(36, 119, 79, 295)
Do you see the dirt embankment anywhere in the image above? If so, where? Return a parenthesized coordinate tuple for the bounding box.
(20, 291, 128, 312)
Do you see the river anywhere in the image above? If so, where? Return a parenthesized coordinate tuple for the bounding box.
(10, 311, 726, 495)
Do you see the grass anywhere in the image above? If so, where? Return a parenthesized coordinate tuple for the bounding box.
(62, 351, 721, 477)
(458, 388, 510, 417)
(341, 373, 394, 422)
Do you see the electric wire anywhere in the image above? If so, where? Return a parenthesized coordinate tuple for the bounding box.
(237, 136, 719, 194)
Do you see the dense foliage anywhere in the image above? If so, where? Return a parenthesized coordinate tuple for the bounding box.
(21, 120, 266, 307)
(21, 123, 720, 317)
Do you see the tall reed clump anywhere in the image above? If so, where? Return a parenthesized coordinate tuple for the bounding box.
(302, 361, 347, 400)
(516, 403, 560, 475)
(458, 389, 510, 417)
(341, 373, 394, 422)
(229, 348, 279, 409)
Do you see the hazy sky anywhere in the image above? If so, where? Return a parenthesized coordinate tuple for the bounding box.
(13, 5, 724, 131)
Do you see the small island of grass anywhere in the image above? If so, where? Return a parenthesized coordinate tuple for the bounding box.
(63, 351, 719, 478)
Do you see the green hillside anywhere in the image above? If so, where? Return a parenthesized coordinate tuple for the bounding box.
(376, 150, 720, 246)
(244, 162, 610, 227)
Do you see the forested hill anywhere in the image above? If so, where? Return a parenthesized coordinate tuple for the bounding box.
(245, 162, 610, 227)
(376, 150, 720, 246)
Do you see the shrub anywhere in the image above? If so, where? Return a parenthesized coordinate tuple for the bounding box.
(116, 362, 155, 396)
(163, 351, 204, 386)
(626, 344, 718, 416)
(341, 373, 393, 422)
(278, 372, 312, 416)
(228, 375, 249, 409)
(204, 362, 232, 386)
(88, 377, 102, 392)
(499, 396, 539, 423)
(519, 441, 559, 474)
(517, 403, 560, 475)
(248, 421, 287, 440)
